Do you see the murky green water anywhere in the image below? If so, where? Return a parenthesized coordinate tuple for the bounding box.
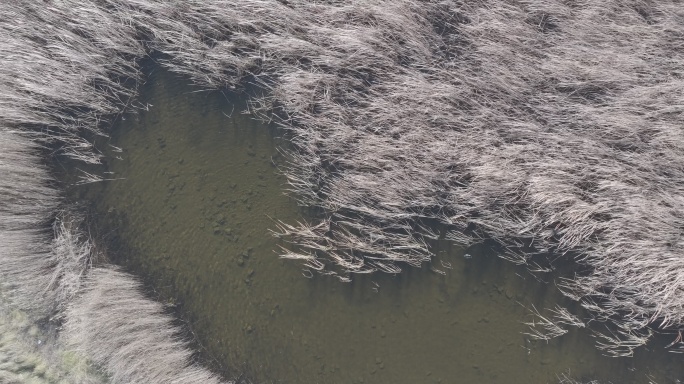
(66, 67, 683, 384)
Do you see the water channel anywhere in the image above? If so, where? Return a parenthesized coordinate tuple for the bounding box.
(62, 66, 684, 384)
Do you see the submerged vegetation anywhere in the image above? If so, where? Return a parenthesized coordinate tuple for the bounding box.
(1, 0, 684, 381)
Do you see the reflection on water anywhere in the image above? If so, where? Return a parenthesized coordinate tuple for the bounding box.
(66, 67, 683, 384)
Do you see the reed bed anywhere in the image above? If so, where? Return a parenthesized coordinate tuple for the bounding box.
(64, 268, 225, 384)
(0, 130, 59, 313)
(0, 1, 227, 382)
(119, 0, 684, 355)
(1, 0, 683, 379)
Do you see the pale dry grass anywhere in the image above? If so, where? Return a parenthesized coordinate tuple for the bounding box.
(2, 0, 684, 374)
(117, 0, 684, 355)
(0, 129, 59, 313)
(64, 267, 226, 384)
(0, 2, 228, 382)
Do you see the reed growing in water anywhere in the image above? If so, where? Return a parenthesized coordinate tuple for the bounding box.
(132, 0, 684, 356)
(1, 0, 683, 380)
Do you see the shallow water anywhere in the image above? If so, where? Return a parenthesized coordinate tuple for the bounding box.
(66, 67, 684, 384)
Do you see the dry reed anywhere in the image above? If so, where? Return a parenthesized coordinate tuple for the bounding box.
(2, 0, 684, 378)
(0, 1, 228, 382)
(64, 267, 226, 384)
(116, 0, 684, 355)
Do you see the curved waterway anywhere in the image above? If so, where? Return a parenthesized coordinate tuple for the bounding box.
(65, 67, 683, 384)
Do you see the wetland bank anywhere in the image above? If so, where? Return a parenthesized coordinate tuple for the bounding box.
(3, 0, 684, 383)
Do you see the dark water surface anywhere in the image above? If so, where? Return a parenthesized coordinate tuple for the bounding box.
(66, 67, 684, 384)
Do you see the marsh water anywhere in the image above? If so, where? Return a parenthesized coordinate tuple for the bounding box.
(64, 67, 684, 384)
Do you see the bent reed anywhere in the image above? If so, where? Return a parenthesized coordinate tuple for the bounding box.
(0, 2, 227, 383)
(1, 0, 683, 381)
